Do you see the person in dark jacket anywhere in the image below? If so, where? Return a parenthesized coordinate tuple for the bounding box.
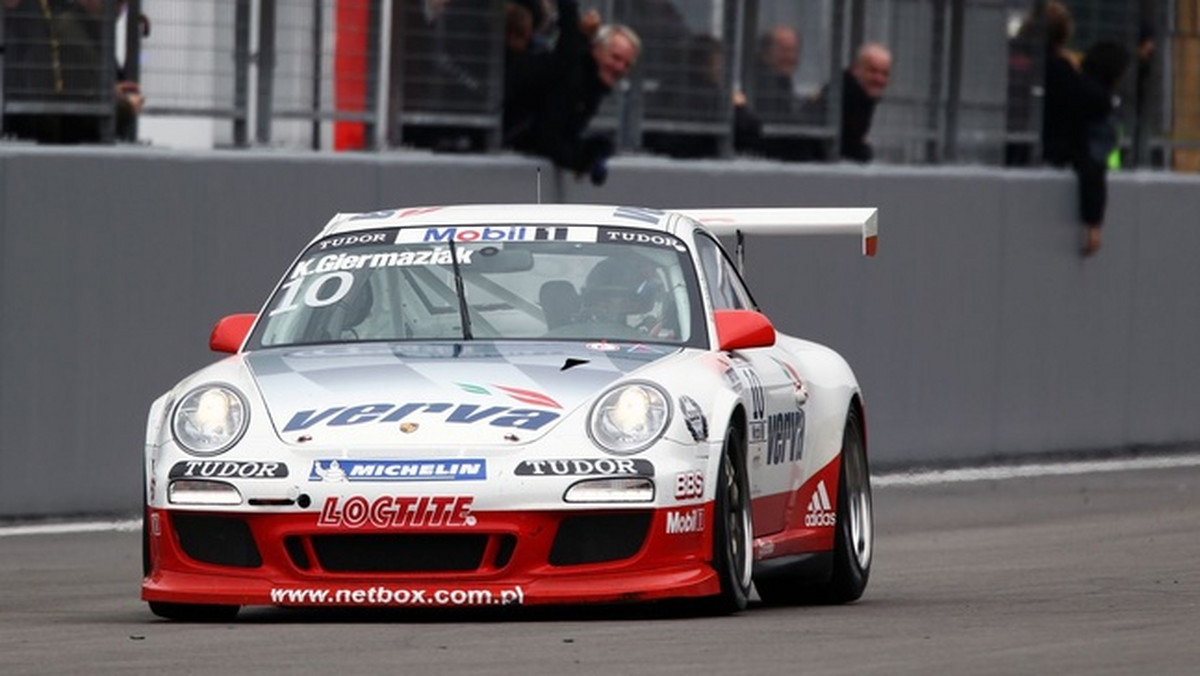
(503, 0, 639, 185)
(1040, 1, 1124, 257)
(839, 43, 891, 162)
(750, 25, 801, 120)
(794, 42, 891, 163)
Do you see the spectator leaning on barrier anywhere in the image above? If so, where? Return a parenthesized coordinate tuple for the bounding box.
(502, 0, 639, 186)
(832, 42, 892, 162)
(844, 43, 892, 162)
(1076, 40, 1130, 257)
(1041, 1, 1121, 257)
(735, 24, 815, 161)
(791, 42, 891, 163)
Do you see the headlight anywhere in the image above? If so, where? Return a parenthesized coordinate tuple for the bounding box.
(171, 384, 249, 456)
(588, 382, 671, 455)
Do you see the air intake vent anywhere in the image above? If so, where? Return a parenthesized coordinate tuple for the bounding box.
(549, 512, 651, 566)
(172, 513, 262, 568)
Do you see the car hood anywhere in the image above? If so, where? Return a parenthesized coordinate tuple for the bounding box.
(244, 341, 682, 447)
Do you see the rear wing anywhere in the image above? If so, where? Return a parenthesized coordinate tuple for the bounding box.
(675, 208, 879, 257)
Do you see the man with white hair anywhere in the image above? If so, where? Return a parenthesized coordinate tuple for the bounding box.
(841, 43, 892, 162)
(503, 0, 640, 185)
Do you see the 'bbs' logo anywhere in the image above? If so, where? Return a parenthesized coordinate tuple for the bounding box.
(674, 471, 704, 500)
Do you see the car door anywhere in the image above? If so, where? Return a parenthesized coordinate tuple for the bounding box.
(694, 234, 801, 536)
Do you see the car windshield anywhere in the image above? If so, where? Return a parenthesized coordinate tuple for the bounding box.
(247, 224, 706, 349)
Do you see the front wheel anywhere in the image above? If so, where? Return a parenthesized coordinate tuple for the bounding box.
(707, 424, 753, 614)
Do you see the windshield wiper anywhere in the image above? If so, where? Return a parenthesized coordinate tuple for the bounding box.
(446, 239, 474, 340)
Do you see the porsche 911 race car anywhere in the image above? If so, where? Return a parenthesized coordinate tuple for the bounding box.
(142, 203, 877, 620)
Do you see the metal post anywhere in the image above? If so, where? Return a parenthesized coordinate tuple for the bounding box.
(716, 0, 746, 159)
(311, 0, 324, 150)
(390, 0, 405, 146)
(849, 0, 866, 60)
(372, 0, 391, 150)
(1132, 0, 1162, 168)
(925, 0, 948, 163)
(123, 0, 143, 141)
(829, 0, 846, 160)
(1, 4, 7, 133)
(1030, 0, 1046, 164)
(483, 0, 503, 150)
(256, 0, 277, 145)
(99, 0, 118, 143)
(233, 0, 251, 147)
(1160, 0, 1176, 168)
(943, 0, 965, 162)
(364, 0, 384, 150)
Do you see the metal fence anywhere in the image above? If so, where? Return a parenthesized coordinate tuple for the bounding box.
(2, 0, 1194, 170)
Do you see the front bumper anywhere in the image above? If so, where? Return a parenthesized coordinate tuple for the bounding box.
(142, 503, 720, 608)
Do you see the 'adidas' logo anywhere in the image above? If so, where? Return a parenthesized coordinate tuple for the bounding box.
(804, 480, 837, 527)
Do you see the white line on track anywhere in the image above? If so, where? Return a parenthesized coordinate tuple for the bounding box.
(2, 454, 1199, 537)
(873, 454, 1200, 487)
(0, 518, 140, 538)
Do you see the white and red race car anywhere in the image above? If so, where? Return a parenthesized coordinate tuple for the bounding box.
(142, 203, 877, 620)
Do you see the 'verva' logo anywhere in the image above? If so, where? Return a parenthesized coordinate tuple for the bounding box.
(283, 402, 560, 432)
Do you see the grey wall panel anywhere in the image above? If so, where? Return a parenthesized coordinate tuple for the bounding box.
(993, 171, 1140, 454)
(2, 148, 1199, 516)
(0, 150, 385, 515)
(1126, 177, 1200, 444)
(851, 170, 1008, 462)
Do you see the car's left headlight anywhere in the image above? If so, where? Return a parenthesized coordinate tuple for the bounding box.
(171, 384, 249, 456)
(588, 382, 671, 455)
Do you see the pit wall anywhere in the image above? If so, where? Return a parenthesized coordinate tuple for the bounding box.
(2, 147, 1197, 516)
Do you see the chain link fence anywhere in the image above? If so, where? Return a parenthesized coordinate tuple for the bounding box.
(2, 0, 1196, 170)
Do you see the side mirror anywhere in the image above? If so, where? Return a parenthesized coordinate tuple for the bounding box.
(209, 314, 256, 353)
(714, 309, 776, 351)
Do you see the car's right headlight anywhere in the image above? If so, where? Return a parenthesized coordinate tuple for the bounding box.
(171, 384, 249, 456)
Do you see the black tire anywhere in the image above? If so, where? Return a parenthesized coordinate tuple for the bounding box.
(142, 465, 151, 577)
(756, 406, 872, 605)
(823, 406, 872, 603)
(142, 505, 151, 577)
(148, 601, 240, 622)
(708, 424, 753, 614)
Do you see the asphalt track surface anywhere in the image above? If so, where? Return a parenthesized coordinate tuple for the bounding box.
(3, 458, 1199, 676)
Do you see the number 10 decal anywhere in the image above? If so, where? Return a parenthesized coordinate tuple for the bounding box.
(269, 272, 354, 316)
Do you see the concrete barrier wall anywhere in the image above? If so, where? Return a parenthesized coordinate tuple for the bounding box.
(2, 147, 1198, 516)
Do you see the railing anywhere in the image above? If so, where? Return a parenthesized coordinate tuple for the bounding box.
(1, 0, 1194, 171)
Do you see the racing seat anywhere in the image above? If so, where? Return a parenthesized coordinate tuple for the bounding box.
(539, 280, 580, 330)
